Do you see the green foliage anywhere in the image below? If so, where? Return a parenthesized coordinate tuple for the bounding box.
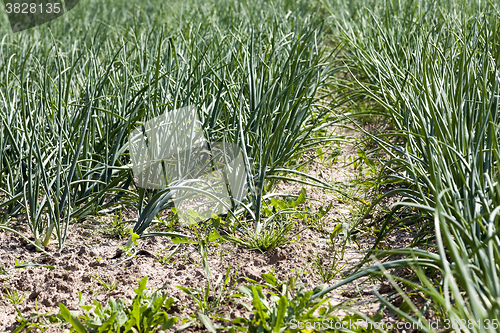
(229, 272, 337, 332)
(0, 0, 339, 250)
(325, 0, 500, 329)
(120, 228, 142, 257)
(0, 261, 54, 275)
(57, 277, 177, 333)
(88, 273, 118, 294)
(227, 214, 301, 252)
(311, 227, 347, 283)
(177, 217, 239, 317)
(177, 265, 239, 317)
(265, 188, 307, 213)
(99, 214, 132, 240)
(2, 285, 26, 306)
(155, 244, 181, 265)
(226, 189, 330, 251)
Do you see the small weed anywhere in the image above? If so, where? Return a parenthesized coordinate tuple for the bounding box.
(228, 216, 301, 251)
(177, 265, 239, 316)
(221, 271, 338, 332)
(99, 213, 132, 239)
(11, 299, 57, 331)
(150, 212, 178, 232)
(225, 189, 313, 251)
(311, 225, 347, 283)
(88, 272, 118, 293)
(2, 284, 25, 305)
(156, 244, 181, 265)
(57, 277, 177, 332)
